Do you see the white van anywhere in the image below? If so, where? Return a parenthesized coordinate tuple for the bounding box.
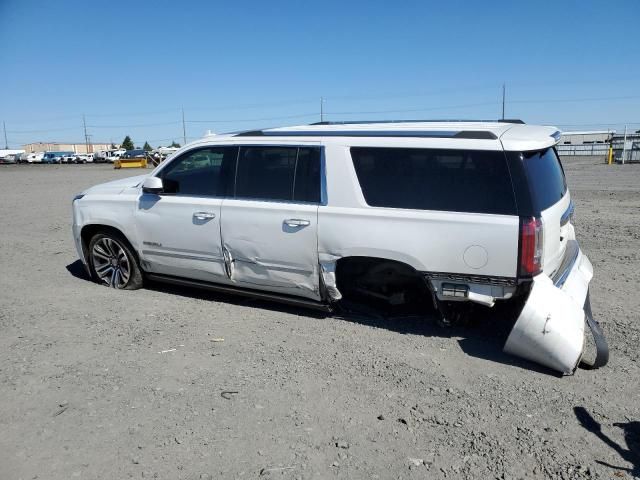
(94, 149, 126, 163)
(22, 152, 45, 163)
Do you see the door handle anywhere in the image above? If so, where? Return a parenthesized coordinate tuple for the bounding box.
(193, 211, 216, 220)
(284, 218, 310, 227)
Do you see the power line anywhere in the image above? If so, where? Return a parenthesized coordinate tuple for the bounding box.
(185, 98, 317, 112)
(327, 101, 499, 116)
(186, 113, 318, 123)
(86, 121, 182, 129)
(6, 91, 640, 130)
(324, 84, 501, 102)
(7, 126, 83, 134)
(510, 94, 640, 104)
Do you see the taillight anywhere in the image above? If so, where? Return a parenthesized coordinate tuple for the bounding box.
(519, 216, 544, 277)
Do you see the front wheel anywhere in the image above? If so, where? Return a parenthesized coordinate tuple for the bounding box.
(88, 232, 143, 289)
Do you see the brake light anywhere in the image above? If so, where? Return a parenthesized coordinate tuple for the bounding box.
(519, 217, 544, 276)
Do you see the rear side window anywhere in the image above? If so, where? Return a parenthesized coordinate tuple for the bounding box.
(236, 147, 297, 201)
(350, 147, 517, 215)
(235, 146, 321, 203)
(522, 148, 567, 211)
(293, 147, 321, 203)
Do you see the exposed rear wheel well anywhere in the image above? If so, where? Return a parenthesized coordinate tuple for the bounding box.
(334, 256, 429, 308)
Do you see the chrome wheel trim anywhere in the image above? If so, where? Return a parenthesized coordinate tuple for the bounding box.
(91, 237, 131, 288)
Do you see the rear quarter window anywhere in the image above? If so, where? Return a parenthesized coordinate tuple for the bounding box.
(350, 147, 517, 215)
(522, 148, 567, 212)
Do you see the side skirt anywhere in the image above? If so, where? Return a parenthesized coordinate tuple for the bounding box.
(145, 273, 333, 313)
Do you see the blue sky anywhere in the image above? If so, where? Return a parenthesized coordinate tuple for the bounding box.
(1, 0, 639, 148)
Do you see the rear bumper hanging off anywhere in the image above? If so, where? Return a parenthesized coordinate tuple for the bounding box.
(580, 291, 609, 370)
(504, 241, 609, 374)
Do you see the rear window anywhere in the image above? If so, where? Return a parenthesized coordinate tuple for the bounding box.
(350, 147, 517, 215)
(522, 148, 567, 211)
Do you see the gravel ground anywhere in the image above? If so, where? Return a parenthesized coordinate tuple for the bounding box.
(0, 159, 638, 480)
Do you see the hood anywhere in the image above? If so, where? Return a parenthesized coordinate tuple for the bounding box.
(84, 174, 149, 195)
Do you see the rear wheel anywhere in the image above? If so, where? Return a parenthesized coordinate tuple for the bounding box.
(88, 232, 143, 289)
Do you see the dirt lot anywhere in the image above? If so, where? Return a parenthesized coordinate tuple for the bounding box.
(0, 159, 638, 480)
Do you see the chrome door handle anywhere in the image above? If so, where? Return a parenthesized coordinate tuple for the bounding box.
(193, 211, 216, 220)
(284, 218, 310, 227)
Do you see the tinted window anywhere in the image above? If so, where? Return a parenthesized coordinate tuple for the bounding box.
(235, 147, 321, 203)
(160, 147, 237, 196)
(522, 148, 567, 211)
(350, 147, 517, 215)
(293, 148, 321, 203)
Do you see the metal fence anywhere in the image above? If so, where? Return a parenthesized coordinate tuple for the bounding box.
(612, 137, 640, 163)
(556, 143, 609, 157)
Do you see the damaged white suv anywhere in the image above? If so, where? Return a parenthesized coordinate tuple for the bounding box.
(72, 121, 608, 374)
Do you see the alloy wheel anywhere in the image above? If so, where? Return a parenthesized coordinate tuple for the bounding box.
(91, 237, 131, 288)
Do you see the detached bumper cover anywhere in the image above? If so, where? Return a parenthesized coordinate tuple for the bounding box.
(504, 240, 609, 374)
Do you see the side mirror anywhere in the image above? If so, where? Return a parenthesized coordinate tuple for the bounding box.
(142, 176, 163, 194)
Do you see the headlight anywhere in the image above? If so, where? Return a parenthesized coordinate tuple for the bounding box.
(72, 194, 85, 203)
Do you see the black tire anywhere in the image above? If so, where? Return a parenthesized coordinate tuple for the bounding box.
(88, 231, 143, 290)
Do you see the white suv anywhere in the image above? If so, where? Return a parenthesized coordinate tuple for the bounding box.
(71, 121, 608, 374)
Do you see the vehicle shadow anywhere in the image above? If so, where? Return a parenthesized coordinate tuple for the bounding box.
(66, 259, 91, 280)
(574, 406, 640, 476)
(142, 279, 560, 375)
(64, 259, 558, 375)
(333, 301, 559, 376)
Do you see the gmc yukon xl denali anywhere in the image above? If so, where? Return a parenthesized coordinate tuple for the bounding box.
(71, 121, 608, 374)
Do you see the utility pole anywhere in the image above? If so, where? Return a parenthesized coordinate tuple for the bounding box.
(622, 124, 628, 165)
(320, 97, 324, 123)
(82, 114, 90, 153)
(182, 107, 187, 145)
(3, 121, 8, 149)
(501, 83, 506, 120)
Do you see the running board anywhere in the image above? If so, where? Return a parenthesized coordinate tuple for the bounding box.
(145, 273, 333, 312)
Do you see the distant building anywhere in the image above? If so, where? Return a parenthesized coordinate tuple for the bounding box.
(22, 142, 113, 154)
(556, 130, 614, 158)
(558, 131, 613, 145)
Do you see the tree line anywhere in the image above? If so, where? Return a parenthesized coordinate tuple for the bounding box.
(116, 136, 181, 151)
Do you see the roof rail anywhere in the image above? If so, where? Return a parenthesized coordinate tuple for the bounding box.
(310, 119, 525, 125)
(234, 129, 498, 140)
(234, 130, 265, 136)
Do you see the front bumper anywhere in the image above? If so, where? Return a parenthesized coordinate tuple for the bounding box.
(72, 222, 90, 274)
(503, 240, 609, 374)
